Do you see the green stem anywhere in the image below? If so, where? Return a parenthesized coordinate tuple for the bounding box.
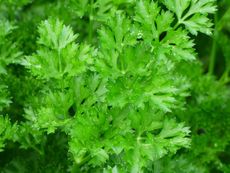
(208, 37, 217, 74)
(174, 9, 194, 30)
(58, 48, 65, 92)
(208, 14, 218, 75)
(88, 0, 94, 43)
(58, 49, 62, 73)
(73, 154, 91, 169)
(154, 160, 161, 173)
(25, 136, 44, 155)
(71, 164, 81, 173)
(32, 145, 44, 156)
(220, 67, 230, 84)
(174, 21, 180, 30)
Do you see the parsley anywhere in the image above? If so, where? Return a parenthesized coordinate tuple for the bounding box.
(1, 0, 229, 172)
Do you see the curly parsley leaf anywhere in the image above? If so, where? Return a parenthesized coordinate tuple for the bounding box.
(161, 0, 217, 35)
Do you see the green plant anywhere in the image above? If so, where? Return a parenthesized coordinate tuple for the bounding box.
(1, 0, 229, 172)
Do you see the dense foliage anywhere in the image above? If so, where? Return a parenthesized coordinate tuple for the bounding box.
(0, 0, 230, 172)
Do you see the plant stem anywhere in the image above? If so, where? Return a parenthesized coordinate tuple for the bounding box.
(71, 164, 81, 173)
(88, 0, 94, 43)
(154, 160, 161, 173)
(208, 37, 217, 74)
(220, 67, 230, 84)
(208, 14, 218, 75)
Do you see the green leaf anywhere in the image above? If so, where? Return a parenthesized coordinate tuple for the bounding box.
(0, 115, 17, 152)
(37, 19, 78, 50)
(24, 19, 94, 79)
(0, 85, 11, 111)
(161, 0, 217, 35)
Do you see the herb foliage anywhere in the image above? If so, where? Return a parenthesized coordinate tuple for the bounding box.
(0, 0, 229, 172)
